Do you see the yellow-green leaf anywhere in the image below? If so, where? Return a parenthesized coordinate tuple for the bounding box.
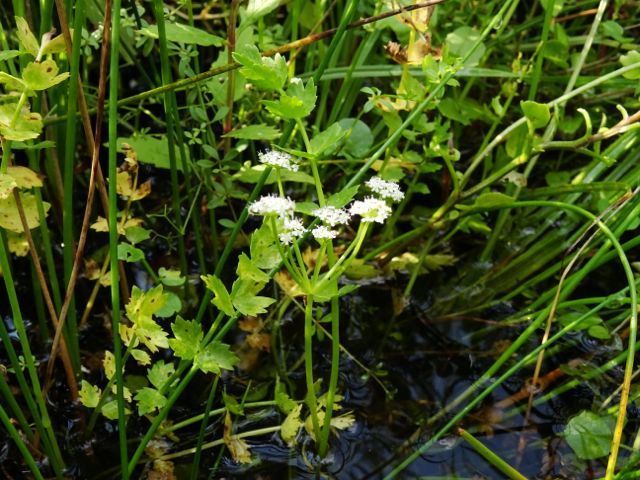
(0, 174, 17, 199)
(15, 17, 39, 57)
(79, 380, 101, 408)
(280, 404, 303, 446)
(0, 192, 50, 232)
(7, 166, 42, 188)
(22, 60, 70, 91)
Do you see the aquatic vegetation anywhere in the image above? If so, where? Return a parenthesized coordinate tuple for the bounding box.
(1, 1, 640, 479)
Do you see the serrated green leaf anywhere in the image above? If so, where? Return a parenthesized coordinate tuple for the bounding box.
(263, 78, 316, 119)
(22, 60, 70, 91)
(250, 222, 281, 270)
(281, 404, 303, 446)
(196, 341, 239, 374)
(117, 243, 145, 263)
(231, 279, 275, 316)
(236, 253, 270, 285)
(101, 400, 131, 420)
(147, 360, 175, 390)
(202, 274, 236, 317)
(135, 387, 167, 415)
(309, 123, 346, 157)
(168, 316, 203, 360)
(131, 348, 152, 366)
(233, 44, 288, 91)
(155, 291, 181, 318)
(79, 380, 101, 408)
(15, 17, 39, 57)
(521, 100, 551, 129)
(222, 124, 281, 140)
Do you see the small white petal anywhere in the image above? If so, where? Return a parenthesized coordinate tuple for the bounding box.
(249, 194, 296, 218)
(312, 225, 338, 240)
(365, 176, 404, 202)
(278, 217, 306, 244)
(312, 206, 351, 227)
(349, 197, 392, 223)
(258, 149, 299, 172)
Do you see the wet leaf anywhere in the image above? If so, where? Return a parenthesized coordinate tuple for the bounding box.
(564, 411, 615, 460)
(223, 412, 252, 464)
(281, 404, 303, 446)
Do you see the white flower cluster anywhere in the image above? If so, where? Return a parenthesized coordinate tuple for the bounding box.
(258, 149, 299, 172)
(311, 225, 338, 240)
(349, 197, 392, 224)
(249, 194, 295, 218)
(279, 217, 306, 244)
(365, 176, 404, 202)
(312, 206, 351, 227)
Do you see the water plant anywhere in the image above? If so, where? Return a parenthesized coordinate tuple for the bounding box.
(2, 0, 640, 479)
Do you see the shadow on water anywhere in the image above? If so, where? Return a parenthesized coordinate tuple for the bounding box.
(0, 260, 628, 479)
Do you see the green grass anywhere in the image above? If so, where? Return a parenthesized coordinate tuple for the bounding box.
(1, 0, 640, 478)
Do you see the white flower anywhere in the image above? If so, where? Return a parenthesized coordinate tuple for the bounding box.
(349, 197, 392, 223)
(366, 176, 404, 202)
(258, 149, 299, 172)
(249, 194, 295, 218)
(278, 217, 306, 244)
(312, 206, 351, 227)
(312, 225, 338, 240)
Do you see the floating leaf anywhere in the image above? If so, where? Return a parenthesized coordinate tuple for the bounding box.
(564, 411, 615, 460)
(0, 192, 49, 232)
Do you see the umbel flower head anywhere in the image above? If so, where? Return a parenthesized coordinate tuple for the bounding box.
(258, 149, 298, 172)
(366, 176, 404, 202)
(312, 206, 351, 227)
(279, 217, 306, 244)
(311, 225, 338, 240)
(349, 197, 392, 223)
(249, 194, 295, 218)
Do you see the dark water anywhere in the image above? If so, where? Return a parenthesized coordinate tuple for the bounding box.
(0, 254, 628, 479)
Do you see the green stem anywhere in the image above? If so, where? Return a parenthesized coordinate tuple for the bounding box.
(107, 0, 129, 474)
(457, 428, 527, 480)
(304, 295, 321, 443)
